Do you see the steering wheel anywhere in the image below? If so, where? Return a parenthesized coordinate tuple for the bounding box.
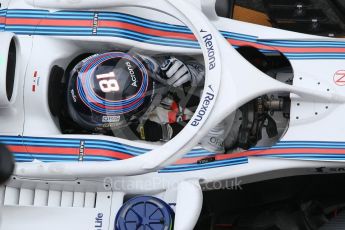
(17, 0, 337, 178)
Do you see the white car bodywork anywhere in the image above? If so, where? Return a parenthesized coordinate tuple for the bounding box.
(1, 0, 345, 229)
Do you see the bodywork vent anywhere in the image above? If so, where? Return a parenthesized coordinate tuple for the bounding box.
(0, 186, 96, 208)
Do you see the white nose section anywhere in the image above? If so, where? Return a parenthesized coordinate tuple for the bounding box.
(0, 32, 17, 108)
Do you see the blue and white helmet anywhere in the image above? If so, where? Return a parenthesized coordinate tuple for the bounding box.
(67, 52, 155, 132)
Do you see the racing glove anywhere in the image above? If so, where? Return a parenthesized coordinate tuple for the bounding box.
(160, 57, 190, 87)
(160, 57, 205, 87)
(139, 54, 204, 87)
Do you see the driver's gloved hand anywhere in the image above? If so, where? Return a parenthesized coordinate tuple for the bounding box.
(139, 54, 204, 87)
(185, 61, 205, 87)
(160, 57, 192, 87)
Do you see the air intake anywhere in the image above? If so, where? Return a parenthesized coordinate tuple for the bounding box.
(0, 32, 18, 108)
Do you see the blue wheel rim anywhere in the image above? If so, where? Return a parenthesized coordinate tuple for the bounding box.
(115, 196, 174, 230)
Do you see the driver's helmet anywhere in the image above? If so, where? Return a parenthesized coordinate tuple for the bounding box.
(67, 52, 155, 132)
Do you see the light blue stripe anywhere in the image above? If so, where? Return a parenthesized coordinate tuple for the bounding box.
(288, 56, 345, 60)
(83, 156, 116, 160)
(262, 155, 345, 160)
(52, 11, 94, 16)
(0, 141, 23, 145)
(273, 145, 345, 149)
(261, 154, 345, 157)
(34, 31, 91, 35)
(22, 142, 79, 147)
(97, 32, 199, 48)
(188, 149, 210, 154)
(259, 40, 345, 47)
(22, 137, 80, 144)
(271, 146, 345, 150)
(221, 31, 257, 40)
(7, 10, 92, 16)
(7, 9, 48, 14)
(221, 33, 257, 43)
(286, 53, 345, 56)
(47, 15, 92, 19)
(83, 158, 114, 161)
(31, 30, 92, 35)
(278, 141, 345, 145)
(0, 136, 22, 141)
(13, 153, 32, 158)
(31, 159, 77, 162)
(6, 14, 92, 20)
(31, 154, 78, 159)
(85, 140, 149, 152)
(184, 152, 215, 158)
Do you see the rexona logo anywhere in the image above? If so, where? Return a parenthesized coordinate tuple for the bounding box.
(202, 32, 216, 70)
(126, 62, 138, 87)
(94, 213, 104, 230)
(191, 85, 215, 127)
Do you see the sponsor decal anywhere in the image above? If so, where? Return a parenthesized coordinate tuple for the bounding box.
(197, 156, 216, 164)
(94, 213, 104, 230)
(333, 70, 345, 86)
(92, 13, 99, 35)
(78, 140, 85, 161)
(102, 115, 120, 123)
(126, 61, 138, 87)
(191, 85, 215, 127)
(201, 30, 216, 70)
(32, 71, 39, 92)
(210, 136, 224, 147)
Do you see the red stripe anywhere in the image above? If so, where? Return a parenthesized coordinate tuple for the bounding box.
(7, 145, 27, 152)
(227, 39, 276, 51)
(98, 20, 196, 40)
(32, 85, 36, 92)
(84, 148, 133, 160)
(25, 146, 79, 155)
(0, 16, 5, 24)
(6, 18, 92, 27)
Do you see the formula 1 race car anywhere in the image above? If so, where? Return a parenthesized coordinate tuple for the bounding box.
(2, 0, 345, 229)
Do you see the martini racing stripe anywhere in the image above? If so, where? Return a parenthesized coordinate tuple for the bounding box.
(4, 136, 345, 171)
(98, 12, 191, 33)
(2, 9, 345, 58)
(97, 20, 195, 40)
